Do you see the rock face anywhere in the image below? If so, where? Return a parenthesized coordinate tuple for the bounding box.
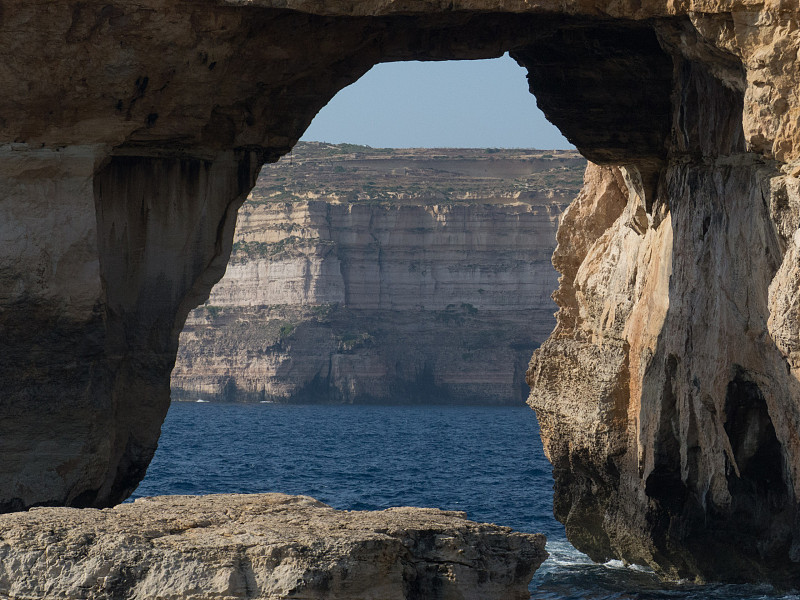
(525, 16, 800, 585)
(4, 0, 800, 586)
(171, 144, 578, 404)
(1, 148, 260, 513)
(0, 493, 546, 600)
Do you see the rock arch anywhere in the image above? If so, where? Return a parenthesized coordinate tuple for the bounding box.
(2, 0, 800, 584)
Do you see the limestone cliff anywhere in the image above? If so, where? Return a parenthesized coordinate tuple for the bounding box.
(4, 0, 800, 586)
(523, 17, 800, 583)
(0, 493, 547, 600)
(171, 144, 578, 404)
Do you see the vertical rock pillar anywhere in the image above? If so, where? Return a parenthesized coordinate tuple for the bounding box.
(524, 17, 800, 584)
(0, 147, 260, 510)
(0, 145, 108, 511)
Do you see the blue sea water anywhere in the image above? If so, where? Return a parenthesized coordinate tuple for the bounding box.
(135, 403, 800, 600)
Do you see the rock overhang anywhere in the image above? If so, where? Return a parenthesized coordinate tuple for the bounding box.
(0, 3, 686, 162)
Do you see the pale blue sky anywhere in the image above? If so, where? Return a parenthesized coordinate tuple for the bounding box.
(301, 54, 574, 150)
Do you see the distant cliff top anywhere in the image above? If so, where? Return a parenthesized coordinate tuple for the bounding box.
(250, 142, 586, 206)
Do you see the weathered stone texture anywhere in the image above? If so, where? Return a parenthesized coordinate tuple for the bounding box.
(0, 494, 546, 600)
(173, 200, 561, 404)
(0, 4, 567, 511)
(4, 0, 800, 586)
(528, 16, 800, 583)
(1, 148, 260, 512)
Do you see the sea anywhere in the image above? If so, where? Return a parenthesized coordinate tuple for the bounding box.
(134, 402, 800, 600)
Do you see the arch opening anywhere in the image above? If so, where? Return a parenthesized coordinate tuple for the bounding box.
(169, 54, 584, 406)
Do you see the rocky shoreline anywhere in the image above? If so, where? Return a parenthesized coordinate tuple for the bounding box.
(0, 494, 547, 600)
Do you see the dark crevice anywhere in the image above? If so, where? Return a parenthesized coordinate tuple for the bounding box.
(681, 366, 796, 582)
(724, 367, 787, 505)
(644, 354, 690, 566)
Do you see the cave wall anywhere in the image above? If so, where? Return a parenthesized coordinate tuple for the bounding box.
(2, 0, 800, 584)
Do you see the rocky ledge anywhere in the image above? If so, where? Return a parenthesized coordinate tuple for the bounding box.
(0, 494, 546, 600)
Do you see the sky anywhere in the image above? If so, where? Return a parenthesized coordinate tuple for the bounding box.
(300, 54, 574, 150)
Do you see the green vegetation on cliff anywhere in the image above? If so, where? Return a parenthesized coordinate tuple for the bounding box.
(248, 142, 585, 207)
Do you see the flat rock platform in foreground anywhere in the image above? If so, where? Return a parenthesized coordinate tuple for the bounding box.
(0, 493, 546, 600)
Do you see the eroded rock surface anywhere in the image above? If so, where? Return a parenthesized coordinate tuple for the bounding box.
(527, 34, 800, 584)
(0, 2, 562, 512)
(0, 494, 546, 600)
(3, 0, 800, 586)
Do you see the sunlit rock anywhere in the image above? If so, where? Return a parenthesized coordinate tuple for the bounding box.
(0, 494, 546, 600)
(171, 145, 582, 404)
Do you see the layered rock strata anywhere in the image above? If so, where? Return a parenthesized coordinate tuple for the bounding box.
(172, 145, 577, 404)
(0, 493, 546, 600)
(3, 0, 800, 586)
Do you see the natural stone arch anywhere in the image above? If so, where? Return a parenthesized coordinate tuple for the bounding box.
(3, 0, 800, 585)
